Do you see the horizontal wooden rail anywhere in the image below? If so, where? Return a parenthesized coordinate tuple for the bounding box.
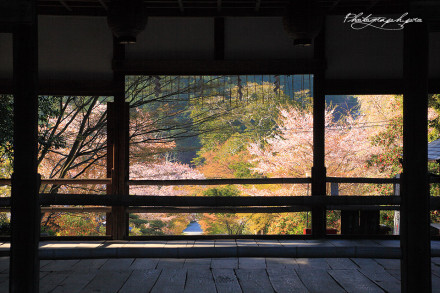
(128, 205, 400, 212)
(0, 204, 400, 213)
(0, 193, 438, 211)
(0, 206, 111, 213)
(38, 194, 401, 207)
(128, 178, 312, 186)
(0, 198, 11, 207)
(430, 197, 440, 209)
(0, 178, 111, 186)
(5, 176, 440, 185)
(127, 206, 309, 213)
(128, 177, 404, 186)
(113, 59, 324, 75)
(0, 234, 403, 242)
(40, 178, 111, 185)
(4, 176, 430, 186)
(0, 190, 437, 211)
(0, 179, 10, 185)
(326, 177, 400, 184)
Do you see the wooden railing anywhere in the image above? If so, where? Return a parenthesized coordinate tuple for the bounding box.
(1, 175, 440, 239)
(0, 176, 403, 213)
(0, 178, 111, 185)
(1, 176, 439, 220)
(128, 177, 311, 186)
(0, 176, 404, 187)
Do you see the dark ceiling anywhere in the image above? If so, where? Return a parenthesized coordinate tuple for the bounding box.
(38, 0, 407, 17)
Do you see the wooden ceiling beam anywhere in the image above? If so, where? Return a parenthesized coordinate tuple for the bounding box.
(255, 0, 261, 12)
(177, 0, 184, 12)
(59, 0, 72, 11)
(0, 79, 115, 96)
(97, 0, 108, 10)
(33, 0, 407, 17)
(113, 59, 324, 75)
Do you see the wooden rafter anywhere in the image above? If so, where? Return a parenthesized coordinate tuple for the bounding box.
(177, 0, 184, 13)
(97, 0, 108, 10)
(58, 0, 72, 11)
(33, 0, 406, 17)
(255, 0, 261, 12)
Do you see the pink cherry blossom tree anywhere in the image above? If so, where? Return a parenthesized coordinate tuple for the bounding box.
(248, 105, 382, 196)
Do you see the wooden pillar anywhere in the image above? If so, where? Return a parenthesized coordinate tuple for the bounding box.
(311, 28, 327, 238)
(359, 211, 380, 234)
(107, 39, 129, 240)
(341, 211, 360, 234)
(106, 104, 115, 236)
(401, 20, 431, 292)
(10, 0, 40, 291)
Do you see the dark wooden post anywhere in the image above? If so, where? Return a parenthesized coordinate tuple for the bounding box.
(106, 104, 115, 236)
(107, 39, 129, 240)
(401, 20, 431, 292)
(312, 29, 327, 238)
(341, 211, 360, 235)
(10, 0, 40, 291)
(359, 211, 380, 234)
(334, 181, 361, 235)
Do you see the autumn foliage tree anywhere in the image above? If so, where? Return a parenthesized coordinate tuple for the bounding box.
(8, 76, 438, 236)
(38, 76, 222, 235)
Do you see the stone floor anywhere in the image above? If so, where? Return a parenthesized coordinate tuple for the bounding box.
(1, 256, 440, 292)
(1, 239, 440, 292)
(2, 239, 433, 259)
